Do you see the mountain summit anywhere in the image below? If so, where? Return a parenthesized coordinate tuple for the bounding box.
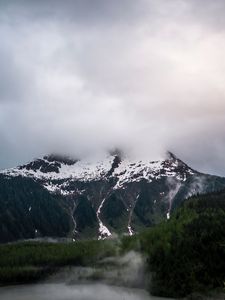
(0, 151, 225, 242)
(2, 151, 195, 190)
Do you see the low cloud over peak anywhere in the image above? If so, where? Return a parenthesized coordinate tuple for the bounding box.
(1, 0, 225, 176)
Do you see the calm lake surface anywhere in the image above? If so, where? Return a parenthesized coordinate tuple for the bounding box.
(0, 283, 173, 300)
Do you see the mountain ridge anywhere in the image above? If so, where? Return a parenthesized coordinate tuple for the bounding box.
(1, 150, 196, 187)
(0, 151, 225, 242)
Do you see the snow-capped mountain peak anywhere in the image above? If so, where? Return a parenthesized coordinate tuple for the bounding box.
(1, 151, 196, 194)
(1, 151, 224, 242)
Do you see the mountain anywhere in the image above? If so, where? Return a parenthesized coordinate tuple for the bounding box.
(1, 151, 225, 243)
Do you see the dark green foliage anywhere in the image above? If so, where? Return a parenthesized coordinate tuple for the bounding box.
(101, 193, 128, 232)
(0, 266, 49, 284)
(1, 162, 225, 242)
(0, 175, 70, 243)
(74, 195, 98, 237)
(1, 190, 225, 298)
(75, 196, 97, 230)
(131, 178, 171, 229)
(121, 190, 225, 297)
(0, 239, 116, 284)
(133, 184, 154, 226)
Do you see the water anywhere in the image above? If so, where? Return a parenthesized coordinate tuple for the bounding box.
(0, 283, 171, 300)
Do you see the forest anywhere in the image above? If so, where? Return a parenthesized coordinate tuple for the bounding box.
(0, 190, 225, 298)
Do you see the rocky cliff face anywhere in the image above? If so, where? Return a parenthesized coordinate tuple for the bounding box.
(1, 151, 225, 242)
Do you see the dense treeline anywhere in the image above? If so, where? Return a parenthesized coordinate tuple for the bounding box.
(0, 190, 225, 298)
(0, 239, 116, 284)
(0, 175, 71, 242)
(122, 190, 225, 297)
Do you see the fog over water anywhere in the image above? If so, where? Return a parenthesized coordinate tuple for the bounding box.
(0, 283, 172, 300)
(0, 251, 169, 300)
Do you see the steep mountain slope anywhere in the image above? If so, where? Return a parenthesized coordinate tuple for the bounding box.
(0, 175, 70, 243)
(1, 151, 225, 242)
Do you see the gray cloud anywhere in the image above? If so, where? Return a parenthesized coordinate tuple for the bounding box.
(0, 0, 145, 27)
(0, 0, 225, 176)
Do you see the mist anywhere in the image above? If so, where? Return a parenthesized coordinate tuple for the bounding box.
(48, 251, 147, 288)
(0, 251, 161, 300)
(0, 283, 163, 300)
(1, 0, 225, 175)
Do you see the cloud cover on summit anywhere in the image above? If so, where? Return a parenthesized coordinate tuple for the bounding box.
(0, 0, 225, 175)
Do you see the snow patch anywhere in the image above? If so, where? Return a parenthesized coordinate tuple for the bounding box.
(128, 225, 134, 236)
(96, 198, 112, 240)
(1, 152, 196, 197)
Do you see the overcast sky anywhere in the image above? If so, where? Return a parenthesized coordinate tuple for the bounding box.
(0, 0, 225, 175)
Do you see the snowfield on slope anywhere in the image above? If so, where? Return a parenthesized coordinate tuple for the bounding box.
(1, 152, 195, 195)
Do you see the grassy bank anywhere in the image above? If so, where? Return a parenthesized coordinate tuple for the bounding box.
(0, 239, 117, 284)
